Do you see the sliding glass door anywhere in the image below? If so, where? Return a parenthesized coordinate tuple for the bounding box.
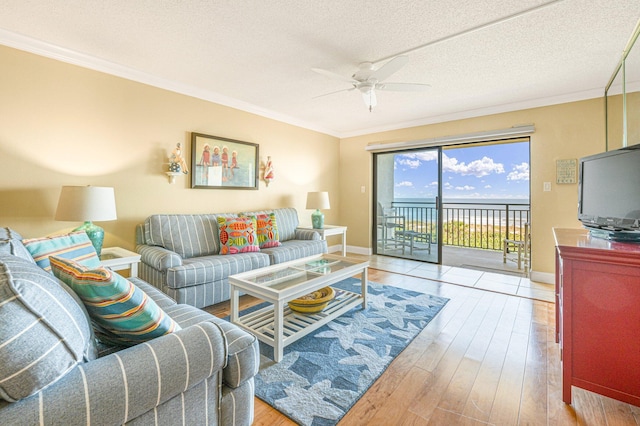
(373, 147, 441, 263)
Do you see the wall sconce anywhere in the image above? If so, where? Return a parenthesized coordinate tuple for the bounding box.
(166, 142, 188, 184)
(263, 156, 274, 186)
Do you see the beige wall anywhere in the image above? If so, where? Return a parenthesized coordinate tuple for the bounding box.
(339, 99, 609, 276)
(0, 45, 340, 249)
(0, 43, 616, 276)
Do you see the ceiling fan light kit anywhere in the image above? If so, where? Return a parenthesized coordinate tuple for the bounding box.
(313, 55, 430, 112)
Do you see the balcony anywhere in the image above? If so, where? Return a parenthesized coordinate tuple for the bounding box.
(377, 201, 530, 276)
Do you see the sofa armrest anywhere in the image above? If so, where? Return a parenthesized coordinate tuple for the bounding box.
(136, 244, 183, 270)
(129, 276, 177, 309)
(0, 322, 227, 425)
(295, 229, 321, 240)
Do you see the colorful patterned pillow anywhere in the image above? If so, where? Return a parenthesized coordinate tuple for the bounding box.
(23, 231, 100, 272)
(49, 256, 181, 347)
(217, 216, 260, 255)
(250, 213, 282, 248)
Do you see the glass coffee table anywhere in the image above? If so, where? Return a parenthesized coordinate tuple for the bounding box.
(229, 254, 369, 362)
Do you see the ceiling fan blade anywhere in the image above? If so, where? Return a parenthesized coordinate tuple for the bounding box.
(312, 67, 357, 83)
(313, 87, 355, 99)
(377, 82, 431, 91)
(370, 56, 409, 82)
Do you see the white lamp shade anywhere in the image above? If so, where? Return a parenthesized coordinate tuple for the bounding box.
(306, 192, 330, 210)
(55, 186, 117, 222)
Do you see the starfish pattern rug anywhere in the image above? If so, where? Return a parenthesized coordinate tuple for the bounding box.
(252, 278, 449, 426)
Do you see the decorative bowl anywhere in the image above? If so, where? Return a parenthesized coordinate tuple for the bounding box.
(288, 286, 335, 314)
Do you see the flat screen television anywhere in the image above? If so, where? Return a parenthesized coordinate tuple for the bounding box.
(578, 144, 640, 239)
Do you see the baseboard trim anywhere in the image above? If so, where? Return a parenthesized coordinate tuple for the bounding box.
(344, 245, 371, 255)
(530, 270, 554, 284)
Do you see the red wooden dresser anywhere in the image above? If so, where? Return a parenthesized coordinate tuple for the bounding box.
(554, 228, 640, 407)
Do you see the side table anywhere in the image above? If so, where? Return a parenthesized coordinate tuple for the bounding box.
(297, 225, 347, 256)
(100, 247, 141, 277)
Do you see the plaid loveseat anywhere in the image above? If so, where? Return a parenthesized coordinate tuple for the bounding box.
(135, 208, 327, 308)
(0, 228, 259, 425)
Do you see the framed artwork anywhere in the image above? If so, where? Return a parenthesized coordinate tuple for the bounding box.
(190, 132, 259, 189)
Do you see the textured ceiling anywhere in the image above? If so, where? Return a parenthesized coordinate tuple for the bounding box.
(0, 0, 638, 137)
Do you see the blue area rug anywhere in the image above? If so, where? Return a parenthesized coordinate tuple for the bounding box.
(251, 278, 449, 426)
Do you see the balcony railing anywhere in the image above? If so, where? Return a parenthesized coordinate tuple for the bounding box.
(390, 201, 530, 251)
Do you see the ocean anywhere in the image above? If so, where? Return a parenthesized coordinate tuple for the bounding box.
(391, 198, 530, 226)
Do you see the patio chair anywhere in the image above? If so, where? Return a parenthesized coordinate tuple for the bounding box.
(377, 202, 406, 252)
(503, 222, 530, 273)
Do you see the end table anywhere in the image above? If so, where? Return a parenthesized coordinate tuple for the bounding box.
(297, 225, 347, 256)
(100, 247, 141, 277)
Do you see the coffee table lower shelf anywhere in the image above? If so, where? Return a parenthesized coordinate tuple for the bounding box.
(234, 289, 363, 360)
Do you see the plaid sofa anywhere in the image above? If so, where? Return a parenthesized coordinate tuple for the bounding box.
(135, 208, 328, 308)
(0, 228, 259, 425)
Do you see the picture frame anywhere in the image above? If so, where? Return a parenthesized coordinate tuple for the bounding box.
(191, 132, 259, 190)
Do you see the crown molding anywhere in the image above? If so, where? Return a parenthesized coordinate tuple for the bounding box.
(0, 28, 604, 141)
(340, 88, 604, 138)
(0, 28, 340, 138)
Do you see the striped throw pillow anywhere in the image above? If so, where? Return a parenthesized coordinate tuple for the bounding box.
(217, 216, 260, 255)
(23, 231, 100, 272)
(49, 256, 181, 347)
(0, 255, 95, 402)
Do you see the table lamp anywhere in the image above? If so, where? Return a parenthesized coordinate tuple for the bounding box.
(306, 191, 330, 229)
(55, 186, 117, 257)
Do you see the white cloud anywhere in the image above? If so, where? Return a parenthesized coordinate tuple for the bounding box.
(507, 162, 530, 181)
(443, 182, 453, 189)
(484, 184, 492, 188)
(455, 185, 475, 191)
(396, 151, 438, 169)
(443, 154, 505, 177)
(396, 158, 421, 169)
(396, 181, 413, 187)
(429, 181, 438, 186)
(409, 151, 438, 161)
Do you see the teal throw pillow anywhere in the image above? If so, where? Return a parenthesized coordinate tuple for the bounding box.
(23, 231, 100, 272)
(49, 256, 181, 347)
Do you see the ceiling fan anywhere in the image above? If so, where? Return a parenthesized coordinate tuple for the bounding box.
(312, 56, 430, 112)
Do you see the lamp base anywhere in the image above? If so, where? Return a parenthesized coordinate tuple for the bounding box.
(74, 221, 105, 257)
(311, 209, 324, 229)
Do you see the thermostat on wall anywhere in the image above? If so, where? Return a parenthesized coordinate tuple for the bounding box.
(556, 159, 577, 184)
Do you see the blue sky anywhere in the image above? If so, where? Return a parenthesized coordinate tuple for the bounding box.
(394, 141, 530, 200)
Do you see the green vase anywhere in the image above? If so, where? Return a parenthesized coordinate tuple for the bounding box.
(74, 221, 105, 257)
(311, 209, 324, 229)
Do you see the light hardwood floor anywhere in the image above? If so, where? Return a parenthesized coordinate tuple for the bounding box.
(205, 261, 640, 425)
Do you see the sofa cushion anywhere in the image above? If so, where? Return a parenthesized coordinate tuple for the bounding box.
(167, 252, 270, 289)
(0, 228, 35, 263)
(49, 256, 181, 347)
(144, 214, 220, 259)
(0, 255, 95, 402)
(217, 216, 259, 255)
(273, 208, 299, 241)
(22, 231, 101, 272)
(260, 239, 328, 265)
